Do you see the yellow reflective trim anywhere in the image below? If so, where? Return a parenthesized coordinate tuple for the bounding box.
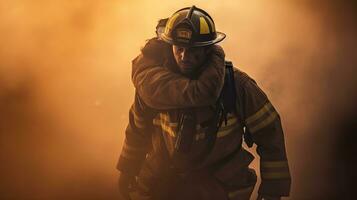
(199, 17, 210, 34)
(249, 111, 278, 133)
(160, 123, 176, 137)
(154, 114, 178, 127)
(217, 124, 239, 138)
(160, 113, 172, 125)
(153, 118, 161, 126)
(219, 122, 238, 132)
(165, 13, 180, 35)
(261, 172, 290, 180)
(160, 113, 167, 120)
(220, 116, 241, 132)
(220, 118, 238, 130)
(221, 117, 238, 128)
(160, 113, 177, 128)
(217, 129, 232, 138)
(261, 161, 289, 168)
(194, 117, 240, 140)
(153, 114, 177, 137)
(245, 102, 273, 125)
(159, 113, 176, 137)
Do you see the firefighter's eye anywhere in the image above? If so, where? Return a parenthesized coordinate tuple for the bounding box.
(177, 47, 185, 52)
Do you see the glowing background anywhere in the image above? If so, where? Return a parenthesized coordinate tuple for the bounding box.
(1, 0, 356, 199)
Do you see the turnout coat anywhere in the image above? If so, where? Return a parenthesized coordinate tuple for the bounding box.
(117, 38, 291, 200)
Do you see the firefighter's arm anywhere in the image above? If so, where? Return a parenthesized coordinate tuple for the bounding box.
(117, 92, 154, 179)
(131, 38, 225, 109)
(240, 78, 291, 197)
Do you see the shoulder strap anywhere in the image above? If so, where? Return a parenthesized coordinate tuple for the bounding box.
(221, 61, 238, 113)
(197, 61, 255, 161)
(221, 61, 237, 115)
(222, 60, 254, 147)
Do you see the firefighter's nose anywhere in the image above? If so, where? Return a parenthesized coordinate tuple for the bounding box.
(180, 48, 189, 61)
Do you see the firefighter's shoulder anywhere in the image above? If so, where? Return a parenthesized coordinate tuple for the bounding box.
(233, 68, 269, 115)
(233, 68, 256, 87)
(233, 67, 266, 99)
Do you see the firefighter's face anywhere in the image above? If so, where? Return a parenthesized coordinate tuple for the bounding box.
(172, 45, 208, 75)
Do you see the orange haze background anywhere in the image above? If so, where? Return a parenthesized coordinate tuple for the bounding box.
(1, 0, 356, 199)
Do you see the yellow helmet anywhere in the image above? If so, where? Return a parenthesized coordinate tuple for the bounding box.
(159, 6, 226, 47)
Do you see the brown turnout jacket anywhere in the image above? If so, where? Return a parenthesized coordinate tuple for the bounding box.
(117, 38, 291, 198)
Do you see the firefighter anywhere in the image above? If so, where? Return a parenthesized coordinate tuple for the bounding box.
(117, 6, 291, 200)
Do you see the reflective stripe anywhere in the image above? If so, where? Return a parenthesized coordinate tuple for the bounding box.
(154, 113, 240, 140)
(219, 118, 238, 132)
(249, 111, 278, 133)
(223, 117, 238, 127)
(218, 124, 239, 138)
(217, 117, 239, 137)
(245, 102, 278, 133)
(217, 128, 234, 138)
(260, 160, 290, 180)
(160, 113, 169, 121)
(261, 172, 290, 180)
(153, 117, 177, 127)
(160, 114, 176, 137)
(194, 117, 240, 140)
(245, 102, 273, 125)
(199, 17, 210, 34)
(160, 122, 176, 137)
(153, 113, 176, 137)
(153, 118, 161, 126)
(160, 113, 178, 127)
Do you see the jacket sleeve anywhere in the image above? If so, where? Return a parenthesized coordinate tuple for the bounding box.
(117, 92, 155, 176)
(236, 72, 291, 197)
(131, 39, 225, 110)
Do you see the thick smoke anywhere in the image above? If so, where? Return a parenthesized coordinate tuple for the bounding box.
(0, 0, 356, 199)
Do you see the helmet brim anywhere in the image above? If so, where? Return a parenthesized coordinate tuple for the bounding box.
(160, 31, 226, 47)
